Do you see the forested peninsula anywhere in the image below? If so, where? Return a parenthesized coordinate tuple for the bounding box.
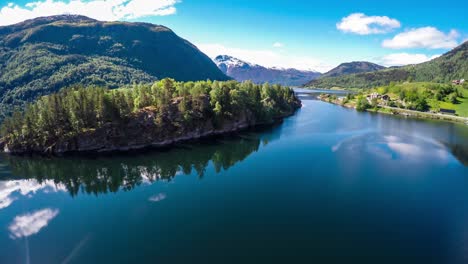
(0, 79, 300, 155)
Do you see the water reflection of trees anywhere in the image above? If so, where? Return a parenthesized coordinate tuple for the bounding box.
(2, 133, 274, 197)
(445, 143, 468, 166)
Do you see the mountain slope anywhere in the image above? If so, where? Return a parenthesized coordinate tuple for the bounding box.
(321, 61, 385, 78)
(215, 55, 321, 86)
(305, 41, 468, 89)
(0, 15, 228, 119)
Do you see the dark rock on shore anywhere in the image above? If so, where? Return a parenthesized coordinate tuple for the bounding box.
(4, 96, 301, 155)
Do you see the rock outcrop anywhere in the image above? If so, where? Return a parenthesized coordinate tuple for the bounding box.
(4, 96, 301, 155)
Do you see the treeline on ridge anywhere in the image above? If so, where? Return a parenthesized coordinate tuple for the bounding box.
(1, 79, 299, 152)
(305, 41, 468, 89)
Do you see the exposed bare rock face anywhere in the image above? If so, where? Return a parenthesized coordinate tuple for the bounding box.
(4, 96, 301, 155)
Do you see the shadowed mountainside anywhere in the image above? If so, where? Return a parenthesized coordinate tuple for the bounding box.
(0, 15, 229, 119)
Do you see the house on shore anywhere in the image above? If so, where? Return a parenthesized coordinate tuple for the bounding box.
(366, 92, 380, 103)
(369, 92, 380, 100)
(379, 94, 390, 105)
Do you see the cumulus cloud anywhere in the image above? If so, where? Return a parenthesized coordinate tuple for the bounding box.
(0, 196, 17, 210)
(382, 27, 460, 49)
(380, 53, 440, 66)
(197, 43, 332, 72)
(148, 193, 167, 202)
(0, 0, 179, 26)
(0, 180, 66, 211)
(337, 13, 401, 35)
(9, 208, 59, 239)
(272, 42, 284, 48)
(383, 136, 448, 161)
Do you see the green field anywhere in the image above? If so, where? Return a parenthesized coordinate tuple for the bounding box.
(369, 82, 468, 117)
(427, 88, 468, 117)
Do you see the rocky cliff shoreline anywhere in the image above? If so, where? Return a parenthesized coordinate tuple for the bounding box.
(2, 98, 301, 155)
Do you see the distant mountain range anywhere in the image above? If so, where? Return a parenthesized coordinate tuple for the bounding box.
(214, 55, 321, 86)
(0, 15, 228, 119)
(306, 41, 468, 89)
(320, 61, 386, 78)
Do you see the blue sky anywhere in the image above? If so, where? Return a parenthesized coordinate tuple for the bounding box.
(0, 0, 467, 72)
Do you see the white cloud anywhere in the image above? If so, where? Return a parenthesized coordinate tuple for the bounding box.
(197, 43, 332, 72)
(337, 13, 401, 35)
(0, 0, 179, 26)
(383, 136, 448, 161)
(148, 193, 166, 202)
(273, 42, 284, 48)
(380, 53, 440, 66)
(0, 196, 17, 210)
(382, 27, 459, 49)
(0, 180, 66, 211)
(9, 208, 59, 239)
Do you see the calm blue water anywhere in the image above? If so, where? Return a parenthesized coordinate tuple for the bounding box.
(0, 95, 467, 264)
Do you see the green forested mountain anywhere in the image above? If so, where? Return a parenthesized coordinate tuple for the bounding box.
(305, 41, 468, 89)
(320, 61, 385, 78)
(0, 15, 229, 119)
(1, 79, 300, 154)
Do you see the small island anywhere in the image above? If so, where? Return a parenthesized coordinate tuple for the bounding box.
(0, 79, 301, 155)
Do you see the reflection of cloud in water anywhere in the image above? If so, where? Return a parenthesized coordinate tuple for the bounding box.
(332, 133, 451, 163)
(384, 135, 449, 161)
(0, 180, 66, 210)
(148, 193, 167, 202)
(386, 140, 423, 157)
(9, 208, 59, 239)
(0, 195, 16, 210)
(331, 129, 375, 152)
(332, 133, 366, 152)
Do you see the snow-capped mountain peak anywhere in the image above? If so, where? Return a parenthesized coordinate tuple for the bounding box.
(214, 55, 258, 68)
(213, 55, 321, 86)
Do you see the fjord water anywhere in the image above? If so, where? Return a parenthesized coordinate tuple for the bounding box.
(1, 93, 467, 264)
